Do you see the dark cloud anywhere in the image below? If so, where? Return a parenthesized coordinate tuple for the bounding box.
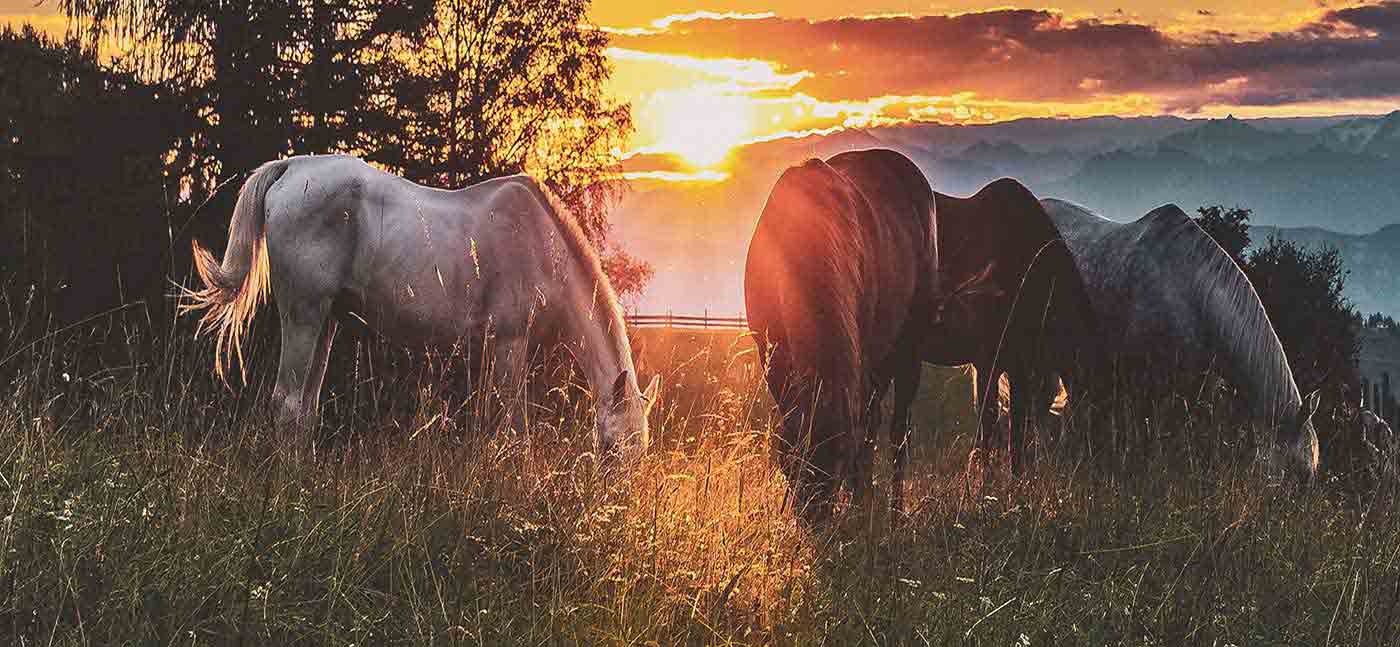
(1327, 1, 1400, 33)
(612, 2, 1400, 110)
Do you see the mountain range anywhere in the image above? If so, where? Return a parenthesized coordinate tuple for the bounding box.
(612, 112, 1400, 317)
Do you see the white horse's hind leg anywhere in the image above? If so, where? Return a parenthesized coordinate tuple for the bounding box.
(272, 298, 333, 430)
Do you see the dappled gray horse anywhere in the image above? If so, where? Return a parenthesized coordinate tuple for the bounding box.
(181, 155, 658, 454)
(1040, 198, 1320, 479)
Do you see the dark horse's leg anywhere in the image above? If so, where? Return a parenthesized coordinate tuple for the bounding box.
(849, 377, 889, 504)
(889, 354, 922, 514)
(973, 362, 1002, 455)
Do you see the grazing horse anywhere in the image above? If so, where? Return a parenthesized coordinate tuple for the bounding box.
(745, 151, 937, 520)
(913, 178, 1098, 476)
(181, 155, 658, 454)
(1040, 198, 1320, 479)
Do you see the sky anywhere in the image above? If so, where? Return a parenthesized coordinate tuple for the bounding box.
(8, 1, 1400, 169)
(596, 0, 1400, 168)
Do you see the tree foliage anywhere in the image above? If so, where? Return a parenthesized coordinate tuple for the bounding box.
(1194, 205, 1251, 268)
(0, 25, 183, 327)
(1195, 204, 1361, 409)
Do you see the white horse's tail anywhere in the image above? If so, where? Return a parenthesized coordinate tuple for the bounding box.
(179, 159, 291, 384)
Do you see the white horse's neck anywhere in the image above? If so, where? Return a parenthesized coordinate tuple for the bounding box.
(1228, 341, 1302, 427)
(557, 261, 636, 403)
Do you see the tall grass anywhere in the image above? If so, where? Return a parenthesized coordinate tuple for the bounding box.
(2, 309, 1399, 645)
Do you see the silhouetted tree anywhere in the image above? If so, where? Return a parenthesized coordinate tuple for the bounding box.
(0, 25, 183, 330)
(1194, 205, 1251, 268)
(60, 0, 434, 188)
(383, 0, 644, 295)
(1246, 236, 1361, 404)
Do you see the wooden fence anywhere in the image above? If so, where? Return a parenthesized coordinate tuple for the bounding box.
(626, 312, 747, 330)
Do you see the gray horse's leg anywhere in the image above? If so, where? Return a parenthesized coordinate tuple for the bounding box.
(273, 298, 333, 430)
(889, 357, 921, 514)
(305, 318, 338, 415)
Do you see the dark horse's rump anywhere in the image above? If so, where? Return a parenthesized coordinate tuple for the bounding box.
(926, 179, 1097, 473)
(745, 152, 936, 519)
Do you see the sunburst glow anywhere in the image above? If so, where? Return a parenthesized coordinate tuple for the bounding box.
(640, 88, 755, 168)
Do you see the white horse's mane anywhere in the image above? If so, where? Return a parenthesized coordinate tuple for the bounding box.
(515, 178, 630, 362)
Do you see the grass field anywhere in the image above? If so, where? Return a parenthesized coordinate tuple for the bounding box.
(3, 322, 1400, 645)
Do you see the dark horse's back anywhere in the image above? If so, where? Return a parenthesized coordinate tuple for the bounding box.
(745, 152, 935, 518)
(932, 179, 1094, 360)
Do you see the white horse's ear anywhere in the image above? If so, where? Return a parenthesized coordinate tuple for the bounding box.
(1302, 390, 1322, 420)
(612, 370, 630, 404)
(642, 375, 661, 416)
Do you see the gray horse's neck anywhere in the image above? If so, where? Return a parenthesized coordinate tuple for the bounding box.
(563, 286, 634, 400)
(545, 230, 636, 404)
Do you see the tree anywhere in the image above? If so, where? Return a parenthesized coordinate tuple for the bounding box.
(383, 0, 645, 296)
(1194, 205, 1251, 269)
(1246, 237, 1361, 405)
(0, 25, 183, 329)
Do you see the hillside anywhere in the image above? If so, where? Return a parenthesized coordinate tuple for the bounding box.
(612, 112, 1400, 314)
(1251, 224, 1400, 318)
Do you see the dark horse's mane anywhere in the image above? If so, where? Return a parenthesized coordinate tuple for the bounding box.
(747, 159, 869, 418)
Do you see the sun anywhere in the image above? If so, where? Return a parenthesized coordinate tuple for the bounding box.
(645, 88, 755, 168)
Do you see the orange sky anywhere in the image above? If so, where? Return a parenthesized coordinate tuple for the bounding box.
(7, 1, 1400, 169)
(594, 1, 1400, 168)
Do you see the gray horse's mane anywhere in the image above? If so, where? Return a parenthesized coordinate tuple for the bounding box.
(513, 178, 629, 359)
(1145, 205, 1301, 421)
(1045, 198, 1301, 422)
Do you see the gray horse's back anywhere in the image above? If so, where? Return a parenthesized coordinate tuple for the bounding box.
(263, 155, 567, 349)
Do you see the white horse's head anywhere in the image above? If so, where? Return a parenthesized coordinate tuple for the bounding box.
(1263, 390, 1322, 481)
(596, 370, 661, 458)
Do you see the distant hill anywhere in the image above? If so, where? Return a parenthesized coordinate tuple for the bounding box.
(1156, 115, 1318, 163)
(611, 112, 1400, 314)
(1250, 224, 1400, 318)
(1318, 111, 1400, 158)
(1040, 147, 1400, 233)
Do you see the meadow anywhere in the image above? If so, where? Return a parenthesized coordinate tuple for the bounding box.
(2, 316, 1399, 646)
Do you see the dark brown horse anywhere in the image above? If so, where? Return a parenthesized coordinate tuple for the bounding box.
(918, 178, 1098, 476)
(745, 151, 937, 521)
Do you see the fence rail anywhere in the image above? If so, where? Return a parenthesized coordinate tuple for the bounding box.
(626, 312, 747, 329)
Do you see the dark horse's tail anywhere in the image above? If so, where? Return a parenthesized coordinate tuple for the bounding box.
(178, 159, 291, 384)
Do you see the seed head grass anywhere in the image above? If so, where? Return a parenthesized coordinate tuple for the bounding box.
(2, 316, 1399, 645)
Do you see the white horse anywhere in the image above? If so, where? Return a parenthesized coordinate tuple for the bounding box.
(1040, 198, 1321, 480)
(181, 155, 658, 454)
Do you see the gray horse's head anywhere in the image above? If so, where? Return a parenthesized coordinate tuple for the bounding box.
(596, 370, 661, 458)
(1264, 390, 1322, 481)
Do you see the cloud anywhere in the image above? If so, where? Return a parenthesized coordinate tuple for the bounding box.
(609, 2, 1400, 111)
